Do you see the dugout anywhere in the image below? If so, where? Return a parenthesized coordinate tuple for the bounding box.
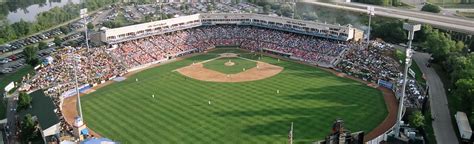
(261, 48, 292, 58)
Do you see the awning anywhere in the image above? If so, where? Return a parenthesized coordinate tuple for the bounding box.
(82, 138, 116, 144)
(81, 128, 89, 135)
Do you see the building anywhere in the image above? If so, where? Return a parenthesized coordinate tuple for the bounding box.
(316, 119, 365, 144)
(100, 13, 361, 44)
(19, 90, 60, 143)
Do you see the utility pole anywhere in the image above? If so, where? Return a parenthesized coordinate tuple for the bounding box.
(71, 47, 84, 119)
(366, 6, 375, 45)
(394, 23, 421, 138)
(292, 0, 296, 19)
(80, 8, 90, 51)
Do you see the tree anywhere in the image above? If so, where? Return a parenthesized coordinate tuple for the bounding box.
(11, 20, 32, 36)
(302, 12, 318, 21)
(421, 3, 441, 13)
(0, 25, 18, 42)
(455, 41, 465, 53)
(23, 46, 39, 66)
(409, 111, 425, 128)
(279, 3, 293, 17)
(423, 30, 457, 61)
(59, 26, 71, 34)
(20, 114, 38, 142)
(143, 14, 153, 22)
(207, 3, 214, 12)
(371, 20, 407, 43)
(263, 5, 271, 13)
(456, 78, 474, 117)
(37, 41, 48, 50)
(53, 36, 63, 46)
(414, 24, 433, 43)
(18, 92, 32, 111)
(352, 0, 391, 6)
(392, 0, 400, 6)
(161, 14, 169, 20)
(87, 23, 94, 30)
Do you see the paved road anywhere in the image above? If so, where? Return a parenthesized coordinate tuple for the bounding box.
(301, 0, 474, 34)
(412, 52, 459, 144)
(5, 92, 18, 143)
(442, 8, 474, 18)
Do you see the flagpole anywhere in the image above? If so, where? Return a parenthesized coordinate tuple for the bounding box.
(289, 122, 294, 144)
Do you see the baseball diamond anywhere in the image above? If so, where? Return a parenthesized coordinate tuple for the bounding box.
(74, 48, 389, 143)
(16, 12, 402, 144)
(6, 1, 465, 143)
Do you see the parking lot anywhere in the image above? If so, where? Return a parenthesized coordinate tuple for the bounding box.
(0, 2, 264, 74)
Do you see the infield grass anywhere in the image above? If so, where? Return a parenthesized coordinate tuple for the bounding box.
(82, 48, 387, 143)
(203, 57, 257, 74)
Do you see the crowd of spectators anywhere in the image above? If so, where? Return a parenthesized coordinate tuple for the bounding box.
(111, 30, 210, 68)
(23, 46, 126, 96)
(20, 46, 127, 136)
(112, 25, 353, 68)
(336, 41, 426, 108)
(336, 42, 401, 83)
(398, 79, 426, 108)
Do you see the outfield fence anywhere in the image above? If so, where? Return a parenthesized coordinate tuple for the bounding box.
(366, 125, 396, 144)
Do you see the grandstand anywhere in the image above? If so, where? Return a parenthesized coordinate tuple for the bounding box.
(100, 13, 363, 44)
(22, 13, 368, 103)
(99, 13, 364, 71)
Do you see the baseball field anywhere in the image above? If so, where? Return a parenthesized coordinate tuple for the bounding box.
(80, 48, 388, 143)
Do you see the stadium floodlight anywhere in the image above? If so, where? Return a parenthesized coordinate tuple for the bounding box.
(70, 47, 84, 119)
(366, 6, 375, 45)
(394, 23, 421, 138)
(292, 0, 297, 19)
(81, 8, 90, 51)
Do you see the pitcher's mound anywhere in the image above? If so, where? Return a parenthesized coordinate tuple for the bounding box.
(177, 61, 283, 82)
(224, 61, 235, 66)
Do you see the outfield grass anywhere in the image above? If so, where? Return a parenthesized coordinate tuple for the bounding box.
(82, 48, 387, 143)
(203, 57, 257, 74)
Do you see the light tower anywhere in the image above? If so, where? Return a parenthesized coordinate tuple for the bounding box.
(366, 6, 375, 44)
(292, 0, 297, 19)
(394, 23, 421, 137)
(80, 8, 90, 50)
(71, 48, 83, 119)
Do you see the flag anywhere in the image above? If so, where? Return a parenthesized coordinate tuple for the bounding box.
(288, 122, 293, 144)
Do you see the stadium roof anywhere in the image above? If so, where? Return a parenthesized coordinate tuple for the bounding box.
(19, 90, 59, 132)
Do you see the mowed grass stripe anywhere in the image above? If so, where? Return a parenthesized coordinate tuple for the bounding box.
(82, 48, 387, 143)
(103, 89, 168, 143)
(85, 97, 142, 142)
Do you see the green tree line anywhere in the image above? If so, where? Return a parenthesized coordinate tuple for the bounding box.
(0, 0, 118, 44)
(460, 0, 474, 4)
(0, 0, 48, 17)
(421, 3, 441, 13)
(418, 25, 474, 121)
(352, 0, 400, 6)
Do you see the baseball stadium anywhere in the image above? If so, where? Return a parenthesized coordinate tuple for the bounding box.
(20, 13, 398, 143)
